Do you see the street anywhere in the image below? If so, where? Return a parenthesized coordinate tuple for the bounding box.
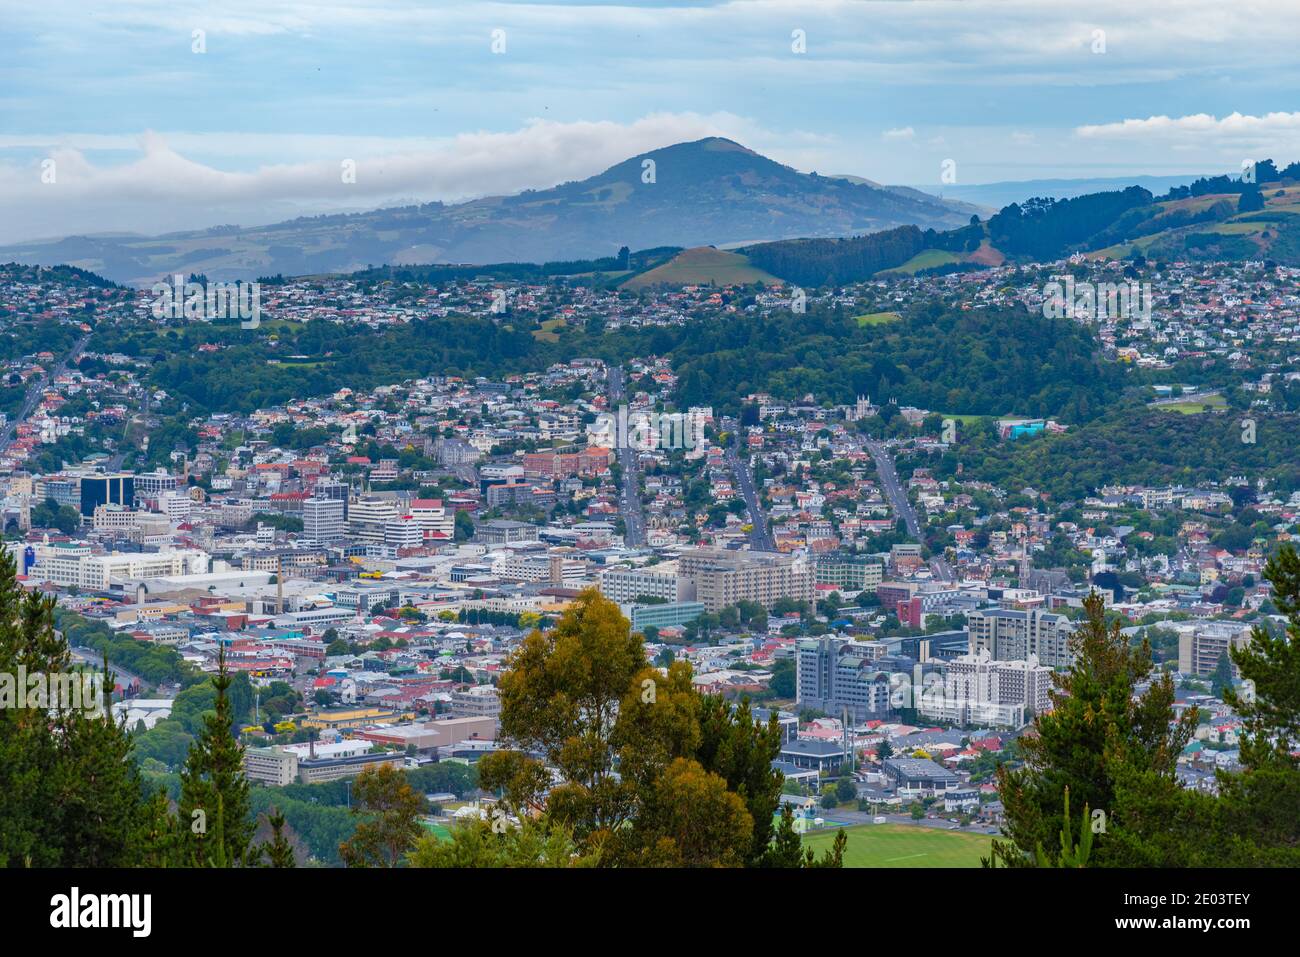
(606, 366, 646, 546)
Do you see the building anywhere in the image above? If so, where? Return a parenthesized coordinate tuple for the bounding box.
(629, 600, 705, 632)
(678, 547, 812, 612)
(295, 750, 407, 784)
(881, 757, 960, 796)
(450, 685, 502, 718)
(796, 637, 894, 722)
(814, 554, 884, 592)
(244, 746, 299, 786)
(967, 607, 1073, 669)
(302, 497, 346, 544)
(80, 473, 134, 517)
(779, 739, 847, 774)
(598, 562, 691, 605)
(916, 651, 1052, 729)
(408, 498, 454, 540)
(347, 496, 400, 544)
(1176, 620, 1253, 677)
(31, 544, 210, 590)
(475, 520, 539, 546)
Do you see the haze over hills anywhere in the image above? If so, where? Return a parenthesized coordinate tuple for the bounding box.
(908, 174, 1221, 210)
(0, 138, 980, 285)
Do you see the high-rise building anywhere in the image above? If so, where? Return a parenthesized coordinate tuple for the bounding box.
(678, 547, 812, 612)
(302, 497, 345, 544)
(796, 637, 894, 722)
(967, 608, 1073, 669)
(1175, 621, 1253, 677)
(79, 473, 134, 517)
(598, 562, 690, 605)
(916, 651, 1053, 729)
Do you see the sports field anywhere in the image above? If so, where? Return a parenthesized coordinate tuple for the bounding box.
(801, 823, 993, 868)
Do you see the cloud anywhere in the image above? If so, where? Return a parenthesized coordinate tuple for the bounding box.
(882, 127, 916, 142)
(1075, 112, 1300, 158)
(0, 113, 803, 243)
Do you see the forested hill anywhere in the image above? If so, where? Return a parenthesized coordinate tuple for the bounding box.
(741, 159, 1300, 287)
(95, 299, 1123, 425)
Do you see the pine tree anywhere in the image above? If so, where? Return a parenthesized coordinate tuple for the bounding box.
(0, 550, 158, 866)
(178, 645, 254, 866)
(1214, 543, 1300, 863)
(991, 590, 1196, 866)
(261, 807, 298, 868)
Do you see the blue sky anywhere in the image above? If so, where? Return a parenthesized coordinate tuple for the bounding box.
(3, 0, 1300, 241)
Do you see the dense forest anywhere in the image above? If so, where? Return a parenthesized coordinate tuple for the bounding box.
(107, 299, 1125, 425)
(919, 409, 1300, 500)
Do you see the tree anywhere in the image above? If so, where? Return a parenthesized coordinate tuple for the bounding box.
(991, 591, 1196, 867)
(694, 696, 783, 866)
(762, 806, 847, 867)
(494, 588, 645, 837)
(490, 588, 808, 867)
(339, 763, 425, 868)
(0, 545, 163, 867)
(408, 815, 598, 868)
(177, 645, 255, 866)
(260, 807, 298, 868)
(769, 658, 796, 698)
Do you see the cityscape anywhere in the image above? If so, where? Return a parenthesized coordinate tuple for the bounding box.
(0, 0, 1293, 933)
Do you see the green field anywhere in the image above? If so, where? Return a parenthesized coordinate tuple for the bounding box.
(876, 249, 959, 276)
(1154, 393, 1227, 414)
(622, 246, 781, 289)
(802, 823, 992, 868)
(853, 310, 902, 326)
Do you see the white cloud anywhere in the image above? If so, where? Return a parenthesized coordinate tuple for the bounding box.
(882, 127, 916, 141)
(1074, 112, 1300, 164)
(0, 113, 806, 243)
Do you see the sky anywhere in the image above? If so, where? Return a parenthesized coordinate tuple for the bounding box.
(3, 0, 1300, 242)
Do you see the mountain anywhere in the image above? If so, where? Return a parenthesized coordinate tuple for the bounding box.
(0, 138, 978, 285)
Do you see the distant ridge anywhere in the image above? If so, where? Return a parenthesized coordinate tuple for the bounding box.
(0, 137, 978, 285)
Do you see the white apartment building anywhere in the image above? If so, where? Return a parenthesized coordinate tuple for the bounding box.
(32, 545, 210, 590)
(598, 562, 691, 604)
(493, 552, 587, 586)
(348, 496, 399, 544)
(302, 497, 345, 544)
(967, 607, 1073, 669)
(916, 651, 1053, 729)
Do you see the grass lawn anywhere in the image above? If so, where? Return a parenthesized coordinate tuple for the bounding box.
(876, 249, 959, 276)
(623, 246, 780, 288)
(419, 820, 454, 842)
(854, 310, 902, 326)
(532, 318, 566, 341)
(802, 823, 992, 868)
(1154, 393, 1227, 414)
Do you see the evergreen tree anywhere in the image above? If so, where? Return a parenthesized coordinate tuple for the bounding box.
(991, 590, 1196, 866)
(0, 550, 159, 866)
(261, 807, 298, 868)
(177, 645, 254, 866)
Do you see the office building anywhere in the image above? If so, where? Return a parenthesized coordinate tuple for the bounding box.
(967, 607, 1073, 669)
(302, 497, 346, 544)
(796, 637, 894, 722)
(678, 547, 812, 612)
